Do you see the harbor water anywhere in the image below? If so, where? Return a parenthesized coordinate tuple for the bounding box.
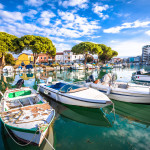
(0, 65, 150, 150)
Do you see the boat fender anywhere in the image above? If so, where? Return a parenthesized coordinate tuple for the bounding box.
(106, 87, 111, 95)
(94, 79, 100, 84)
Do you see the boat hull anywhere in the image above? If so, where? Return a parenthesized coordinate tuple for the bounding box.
(133, 75, 150, 82)
(87, 83, 150, 103)
(39, 85, 111, 108)
(11, 127, 48, 146)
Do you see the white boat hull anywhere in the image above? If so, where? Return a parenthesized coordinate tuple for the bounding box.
(133, 75, 150, 82)
(86, 83, 150, 103)
(11, 127, 48, 146)
(39, 84, 112, 108)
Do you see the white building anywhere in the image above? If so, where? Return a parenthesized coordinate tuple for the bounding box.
(56, 50, 84, 63)
(142, 45, 150, 64)
(56, 52, 64, 63)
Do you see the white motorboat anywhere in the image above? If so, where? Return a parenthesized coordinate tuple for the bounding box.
(132, 69, 150, 82)
(38, 77, 112, 108)
(70, 63, 84, 70)
(0, 80, 55, 146)
(86, 64, 95, 69)
(54, 66, 64, 71)
(3, 66, 14, 73)
(85, 74, 150, 103)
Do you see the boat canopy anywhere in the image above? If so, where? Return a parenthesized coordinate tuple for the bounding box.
(26, 65, 33, 69)
(49, 82, 87, 93)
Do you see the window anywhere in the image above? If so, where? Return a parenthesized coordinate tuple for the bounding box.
(41, 57, 42, 59)
(44, 57, 46, 59)
(49, 57, 50, 59)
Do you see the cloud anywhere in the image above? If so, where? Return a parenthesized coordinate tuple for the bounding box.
(0, 3, 4, 9)
(145, 30, 150, 36)
(50, 37, 65, 42)
(104, 20, 150, 33)
(25, 9, 38, 18)
(109, 39, 149, 56)
(24, 0, 45, 7)
(58, 10, 75, 21)
(110, 40, 118, 43)
(54, 43, 72, 51)
(58, 10, 101, 37)
(38, 11, 56, 26)
(17, 5, 23, 10)
(92, 3, 109, 20)
(59, 0, 89, 9)
(0, 10, 23, 22)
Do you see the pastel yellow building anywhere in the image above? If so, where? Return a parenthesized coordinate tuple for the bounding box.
(16, 53, 34, 66)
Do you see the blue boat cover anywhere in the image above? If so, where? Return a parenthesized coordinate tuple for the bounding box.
(26, 65, 33, 69)
(49, 82, 80, 93)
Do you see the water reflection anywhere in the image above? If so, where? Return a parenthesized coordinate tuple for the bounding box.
(1, 123, 54, 150)
(0, 66, 150, 150)
(43, 95, 113, 127)
(103, 100, 150, 128)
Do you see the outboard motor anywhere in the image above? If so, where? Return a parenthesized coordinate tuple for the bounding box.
(86, 75, 95, 83)
(46, 77, 52, 84)
(111, 73, 117, 83)
(15, 79, 24, 88)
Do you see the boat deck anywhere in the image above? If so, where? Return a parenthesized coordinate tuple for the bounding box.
(1, 103, 52, 129)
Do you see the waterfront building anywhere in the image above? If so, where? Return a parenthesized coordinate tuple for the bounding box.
(109, 58, 122, 63)
(142, 45, 150, 64)
(56, 50, 84, 63)
(37, 53, 55, 64)
(15, 53, 34, 66)
(56, 52, 64, 63)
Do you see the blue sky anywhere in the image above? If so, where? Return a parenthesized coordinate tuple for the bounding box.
(0, 0, 150, 57)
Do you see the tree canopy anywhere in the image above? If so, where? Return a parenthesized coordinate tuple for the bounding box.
(5, 53, 15, 66)
(98, 44, 118, 63)
(0, 32, 17, 65)
(15, 35, 56, 64)
(72, 42, 103, 64)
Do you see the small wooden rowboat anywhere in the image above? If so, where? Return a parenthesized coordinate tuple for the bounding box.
(0, 87, 55, 146)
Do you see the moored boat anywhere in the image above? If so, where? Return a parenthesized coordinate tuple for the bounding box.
(132, 69, 150, 82)
(86, 64, 95, 69)
(38, 77, 112, 108)
(85, 74, 150, 103)
(100, 64, 113, 69)
(0, 81, 55, 146)
(3, 66, 14, 73)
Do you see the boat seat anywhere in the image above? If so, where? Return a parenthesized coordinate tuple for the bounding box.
(28, 98, 33, 105)
(118, 84, 128, 89)
(68, 87, 87, 93)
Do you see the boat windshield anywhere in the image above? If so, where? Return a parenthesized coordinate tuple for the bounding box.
(50, 82, 81, 93)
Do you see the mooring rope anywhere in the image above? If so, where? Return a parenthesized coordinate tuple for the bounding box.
(3, 109, 55, 148)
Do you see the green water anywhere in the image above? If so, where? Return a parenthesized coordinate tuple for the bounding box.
(0, 66, 150, 150)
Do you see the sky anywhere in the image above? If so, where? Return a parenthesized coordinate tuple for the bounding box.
(0, 0, 150, 57)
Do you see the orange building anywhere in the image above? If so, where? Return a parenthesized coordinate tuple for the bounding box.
(38, 53, 55, 63)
